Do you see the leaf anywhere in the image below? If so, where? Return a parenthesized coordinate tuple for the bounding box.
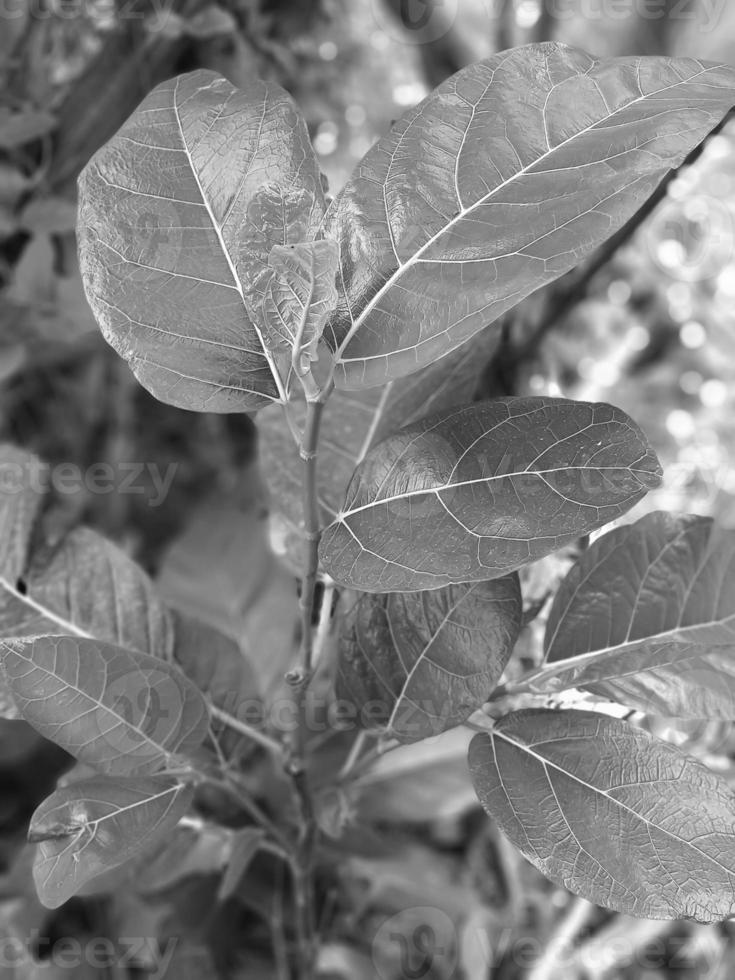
(173, 609, 260, 715)
(0, 525, 175, 723)
(323, 44, 735, 389)
(319, 396, 662, 592)
(157, 487, 300, 696)
(172, 609, 261, 757)
(0, 109, 55, 149)
(0, 444, 47, 584)
(78, 70, 325, 412)
(258, 330, 499, 555)
(529, 513, 735, 718)
(218, 828, 265, 902)
(136, 821, 235, 894)
(356, 726, 476, 824)
(22, 527, 175, 659)
(261, 240, 339, 388)
(468, 709, 735, 921)
(338, 575, 521, 741)
(0, 636, 209, 775)
(29, 775, 193, 908)
(0, 485, 174, 718)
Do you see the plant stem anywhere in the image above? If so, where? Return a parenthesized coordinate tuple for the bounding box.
(337, 730, 369, 782)
(313, 581, 335, 669)
(527, 897, 595, 980)
(209, 703, 285, 758)
(280, 395, 328, 980)
(296, 398, 325, 684)
(206, 774, 291, 854)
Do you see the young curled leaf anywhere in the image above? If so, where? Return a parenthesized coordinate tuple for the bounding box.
(338, 576, 522, 742)
(320, 397, 662, 592)
(262, 240, 339, 374)
(30, 775, 193, 908)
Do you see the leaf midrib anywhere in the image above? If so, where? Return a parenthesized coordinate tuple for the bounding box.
(171, 77, 287, 403)
(337, 464, 654, 520)
(0, 576, 90, 639)
(531, 616, 735, 692)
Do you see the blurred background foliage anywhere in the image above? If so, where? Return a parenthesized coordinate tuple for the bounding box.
(1, 2, 735, 978)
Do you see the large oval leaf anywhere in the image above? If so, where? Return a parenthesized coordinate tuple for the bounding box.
(0, 528, 175, 716)
(469, 709, 735, 921)
(30, 775, 193, 908)
(319, 397, 662, 592)
(0, 450, 174, 718)
(0, 445, 47, 718)
(258, 329, 499, 562)
(0, 636, 209, 775)
(324, 44, 735, 389)
(78, 70, 325, 412)
(529, 513, 735, 718)
(338, 576, 521, 742)
(26, 527, 175, 657)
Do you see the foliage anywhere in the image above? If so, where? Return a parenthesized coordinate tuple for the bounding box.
(2, 39, 735, 979)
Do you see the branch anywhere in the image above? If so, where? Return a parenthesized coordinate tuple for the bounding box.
(295, 398, 325, 684)
(528, 897, 596, 980)
(209, 703, 285, 758)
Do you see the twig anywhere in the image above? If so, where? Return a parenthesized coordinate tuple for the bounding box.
(206, 774, 291, 855)
(271, 863, 291, 980)
(569, 915, 674, 979)
(348, 737, 401, 783)
(209, 703, 285, 758)
(313, 581, 335, 669)
(294, 399, 325, 686)
(337, 730, 369, 782)
(527, 897, 595, 980)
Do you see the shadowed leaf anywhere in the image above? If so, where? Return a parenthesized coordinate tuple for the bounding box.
(218, 828, 265, 902)
(338, 576, 521, 741)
